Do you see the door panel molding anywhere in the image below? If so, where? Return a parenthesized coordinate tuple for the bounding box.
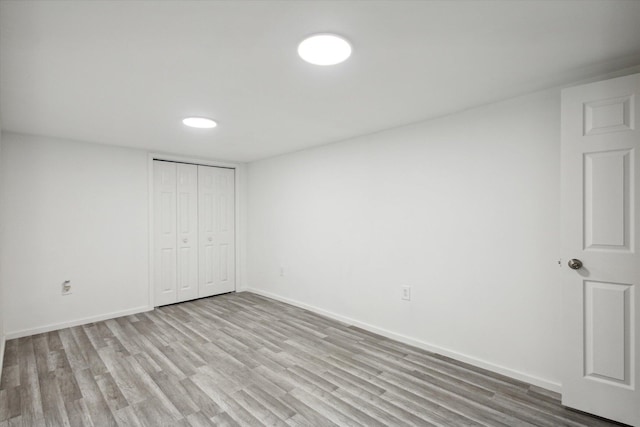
(583, 148, 633, 252)
(583, 280, 634, 388)
(584, 94, 635, 136)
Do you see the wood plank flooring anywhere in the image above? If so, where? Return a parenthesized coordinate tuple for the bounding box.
(0, 292, 625, 426)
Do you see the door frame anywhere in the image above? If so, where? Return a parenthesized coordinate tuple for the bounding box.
(147, 153, 245, 308)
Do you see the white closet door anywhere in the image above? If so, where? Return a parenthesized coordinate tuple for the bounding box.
(561, 73, 640, 425)
(153, 161, 178, 306)
(176, 163, 198, 302)
(198, 166, 235, 297)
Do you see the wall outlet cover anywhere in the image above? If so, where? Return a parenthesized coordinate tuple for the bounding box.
(401, 286, 411, 301)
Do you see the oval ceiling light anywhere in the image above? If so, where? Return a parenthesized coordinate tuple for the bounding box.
(298, 34, 352, 66)
(182, 117, 217, 129)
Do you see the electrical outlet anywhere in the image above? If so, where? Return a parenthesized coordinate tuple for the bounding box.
(62, 280, 72, 296)
(401, 286, 411, 301)
(280, 267, 285, 277)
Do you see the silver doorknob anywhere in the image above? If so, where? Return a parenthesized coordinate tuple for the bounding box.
(568, 259, 583, 270)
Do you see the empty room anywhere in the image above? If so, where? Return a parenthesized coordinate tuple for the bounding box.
(1, 0, 639, 426)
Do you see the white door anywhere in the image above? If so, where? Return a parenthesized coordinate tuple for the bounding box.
(561, 73, 640, 426)
(198, 165, 235, 297)
(176, 163, 198, 302)
(153, 161, 178, 306)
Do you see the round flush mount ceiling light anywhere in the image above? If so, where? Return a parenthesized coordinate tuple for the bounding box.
(298, 34, 352, 66)
(182, 117, 217, 129)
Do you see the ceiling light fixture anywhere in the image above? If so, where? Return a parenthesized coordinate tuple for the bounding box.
(298, 34, 352, 66)
(182, 117, 217, 129)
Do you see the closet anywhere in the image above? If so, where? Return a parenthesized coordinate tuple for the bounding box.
(153, 160, 235, 306)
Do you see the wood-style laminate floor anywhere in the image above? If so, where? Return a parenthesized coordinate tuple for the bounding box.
(0, 292, 624, 427)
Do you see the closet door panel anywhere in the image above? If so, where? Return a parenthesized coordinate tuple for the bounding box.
(176, 163, 198, 302)
(198, 166, 235, 297)
(198, 166, 216, 297)
(216, 167, 235, 292)
(153, 161, 177, 306)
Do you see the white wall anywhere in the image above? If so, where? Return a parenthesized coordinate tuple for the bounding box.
(247, 88, 563, 390)
(0, 125, 5, 370)
(0, 133, 150, 336)
(237, 163, 249, 292)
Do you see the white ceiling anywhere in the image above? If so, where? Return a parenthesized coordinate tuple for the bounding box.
(2, 0, 640, 162)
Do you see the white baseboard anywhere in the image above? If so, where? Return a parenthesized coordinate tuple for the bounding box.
(243, 287, 562, 393)
(6, 305, 153, 339)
